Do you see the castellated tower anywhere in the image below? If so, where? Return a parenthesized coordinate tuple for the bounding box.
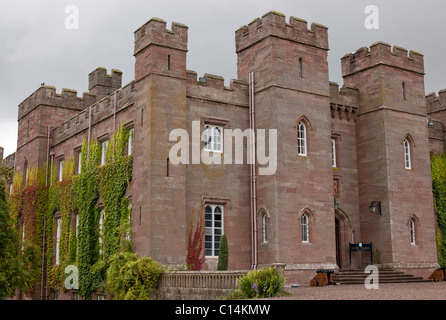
(342, 42, 438, 272)
(236, 12, 337, 278)
(88, 67, 123, 101)
(132, 18, 188, 264)
(15, 86, 96, 173)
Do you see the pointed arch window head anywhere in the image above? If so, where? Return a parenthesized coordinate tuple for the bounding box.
(262, 212, 268, 243)
(297, 121, 307, 156)
(404, 138, 411, 169)
(204, 204, 224, 257)
(301, 213, 309, 243)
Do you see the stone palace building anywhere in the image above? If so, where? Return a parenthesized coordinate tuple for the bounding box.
(3, 11, 446, 287)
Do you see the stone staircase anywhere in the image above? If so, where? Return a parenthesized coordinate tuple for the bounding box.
(332, 269, 433, 285)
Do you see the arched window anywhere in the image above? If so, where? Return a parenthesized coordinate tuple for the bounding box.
(301, 213, 309, 242)
(204, 125, 223, 152)
(297, 121, 307, 156)
(298, 57, 303, 78)
(262, 213, 268, 243)
(204, 204, 224, 257)
(55, 216, 61, 265)
(410, 218, 416, 245)
(99, 209, 105, 257)
(404, 138, 411, 169)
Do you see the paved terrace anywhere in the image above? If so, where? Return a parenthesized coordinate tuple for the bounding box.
(273, 282, 446, 300)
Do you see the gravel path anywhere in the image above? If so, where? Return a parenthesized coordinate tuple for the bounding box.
(271, 282, 446, 300)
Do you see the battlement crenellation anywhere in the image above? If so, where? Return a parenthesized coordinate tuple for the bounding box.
(51, 81, 134, 146)
(134, 18, 188, 56)
(18, 85, 96, 121)
(341, 42, 424, 77)
(235, 11, 329, 53)
(426, 89, 446, 114)
(186, 70, 248, 107)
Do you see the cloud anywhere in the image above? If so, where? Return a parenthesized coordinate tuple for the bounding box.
(1, 0, 445, 157)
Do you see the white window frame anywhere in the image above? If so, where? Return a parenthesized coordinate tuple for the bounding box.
(99, 209, 105, 257)
(59, 160, 64, 182)
(301, 213, 309, 243)
(404, 138, 411, 169)
(262, 213, 268, 243)
(78, 151, 82, 174)
(204, 125, 223, 153)
(21, 221, 25, 252)
(128, 129, 134, 156)
(410, 218, 416, 245)
(126, 204, 132, 241)
(55, 217, 61, 265)
(204, 204, 224, 257)
(297, 122, 307, 156)
(331, 138, 337, 168)
(75, 213, 79, 237)
(101, 141, 108, 165)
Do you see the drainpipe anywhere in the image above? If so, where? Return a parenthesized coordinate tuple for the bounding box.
(40, 217, 46, 300)
(45, 126, 51, 186)
(87, 105, 92, 160)
(249, 71, 258, 270)
(41, 125, 50, 300)
(113, 92, 117, 161)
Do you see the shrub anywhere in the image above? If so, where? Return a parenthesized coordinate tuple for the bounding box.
(106, 252, 165, 300)
(237, 267, 288, 299)
(217, 234, 228, 271)
(186, 209, 205, 271)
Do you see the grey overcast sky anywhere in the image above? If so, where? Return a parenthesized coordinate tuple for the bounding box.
(1, 0, 445, 156)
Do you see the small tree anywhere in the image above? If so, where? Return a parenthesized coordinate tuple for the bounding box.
(0, 164, 21, 299)
(217, 234, 228, 271)
(186, 208, 205, 271)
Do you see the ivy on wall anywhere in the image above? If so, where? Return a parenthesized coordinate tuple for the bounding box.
(431, 153, 446, 267)
(5, 124, 134, 300)
(99, 126, 133, 261)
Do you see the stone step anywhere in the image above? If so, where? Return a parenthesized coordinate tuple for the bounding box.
(331, 269, 432, 285)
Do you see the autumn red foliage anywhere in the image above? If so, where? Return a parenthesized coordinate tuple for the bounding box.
(186, 208, 205, 271)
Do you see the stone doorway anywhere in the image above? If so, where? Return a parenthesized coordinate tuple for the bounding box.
(335, 218, 341, 268)
(335, 209, 351, 270)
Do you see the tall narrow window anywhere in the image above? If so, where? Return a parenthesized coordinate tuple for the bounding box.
(59, 160, 64, 182)
(410, 218, 416, 245)
(126, 204, 132, 242)
(204, 204, 224, 257)
(24, 159, 29, 185)
(204, 125, 223, 152)
(99, 209, 105, 257)
(262, 213, 268, 243)
(128, 129, 134, 156)
(298, 57, 303, 78)
(75, 213, 79, 237)
(55, 217, 61, 265)
(402, 82, 406, 101)
(77, 151, 82, 174)
(21, 220, 25, 252)
(168, 54, 171, 70)
(297, 121, 307, 156)
(404, 138, 411, 169)
(301, 213, 309, 243)
(101, 141, 108, 165)
(331, 139, 337, 168)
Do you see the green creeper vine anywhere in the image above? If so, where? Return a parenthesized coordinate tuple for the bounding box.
(431, 153, 446, 267)
(99, 124, 133, 261)
(5, 124, 136, 300)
